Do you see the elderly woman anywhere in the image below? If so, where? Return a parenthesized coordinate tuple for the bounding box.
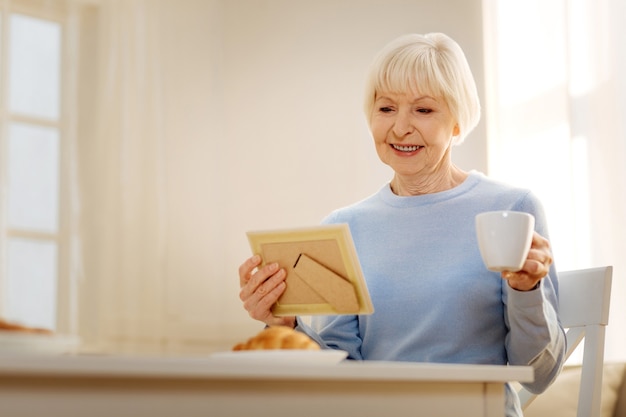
(238, 33, 565, 417)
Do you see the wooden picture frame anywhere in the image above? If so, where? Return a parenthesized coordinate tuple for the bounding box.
(247, 224, 374, 316)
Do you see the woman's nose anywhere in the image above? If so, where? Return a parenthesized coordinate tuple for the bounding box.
(392, 111, 414, 137)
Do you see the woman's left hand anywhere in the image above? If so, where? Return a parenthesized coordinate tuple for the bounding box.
(502, 231, 553, 291)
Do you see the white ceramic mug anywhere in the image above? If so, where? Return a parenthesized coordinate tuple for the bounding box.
(475, 211, 535, 272)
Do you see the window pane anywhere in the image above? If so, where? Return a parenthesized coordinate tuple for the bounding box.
(8, 123, 60, 232)
(9, 13, 61, 120)
(5, 238, 58, 330)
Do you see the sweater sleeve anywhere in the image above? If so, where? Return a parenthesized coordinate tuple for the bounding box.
(505, 192, 567, 393)
(295, 314, 364, 360)
(504, 280, 566, 393)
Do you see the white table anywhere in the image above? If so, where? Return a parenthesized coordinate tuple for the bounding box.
(0, 354, 532, 417)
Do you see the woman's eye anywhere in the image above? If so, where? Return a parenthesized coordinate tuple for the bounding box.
(416, 108, 432, 114)
(379, 106, 394, 113)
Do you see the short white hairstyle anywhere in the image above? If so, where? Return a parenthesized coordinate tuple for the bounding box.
(364, 33, 481, 145)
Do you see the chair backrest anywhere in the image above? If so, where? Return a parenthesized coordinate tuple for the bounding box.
(518, 266, 613, 417)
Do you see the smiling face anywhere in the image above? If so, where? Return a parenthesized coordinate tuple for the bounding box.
(370, 90, 460, 187)
(363, 34, 482, 195)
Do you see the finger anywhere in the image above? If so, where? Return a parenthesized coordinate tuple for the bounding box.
(524, 247, 551, 269)
(519, 260, 544, 278)
(517, 232, 550, 270)
(245, 280, 286, 322)
(502, 271, 538, 291)
(241, 269, 286, 321)
(239, 255, 262, 287)
(248, 262, 280, 293)
(503, 251, 551, 287)
(239, 263, 285, 302)
(530, 231, 551, 251)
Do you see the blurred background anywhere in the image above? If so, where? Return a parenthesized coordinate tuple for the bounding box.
(0, 0, 624, 361)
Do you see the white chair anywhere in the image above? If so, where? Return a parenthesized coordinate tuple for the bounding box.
(518, 265, 613, 417)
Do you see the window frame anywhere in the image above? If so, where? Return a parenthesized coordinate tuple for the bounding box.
(0, 0, 76, 333)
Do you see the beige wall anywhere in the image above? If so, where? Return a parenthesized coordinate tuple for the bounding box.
(79, 0, 486, 352)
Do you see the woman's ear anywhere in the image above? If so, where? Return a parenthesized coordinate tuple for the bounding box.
(453, 124, 460, 136)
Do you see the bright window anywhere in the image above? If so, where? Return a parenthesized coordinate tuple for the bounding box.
(483, 0, 595, 363)
(483, 0, 590, 271)
(9, 13, 61, 120)
(8, 123, 60, 233)
(0, 3, 65, 331)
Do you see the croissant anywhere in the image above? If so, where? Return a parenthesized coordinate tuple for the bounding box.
(0, 318, 52, 334)
(233, 326, 320, 351)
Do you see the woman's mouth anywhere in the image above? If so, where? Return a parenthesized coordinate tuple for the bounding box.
(391, 144, 422, 152)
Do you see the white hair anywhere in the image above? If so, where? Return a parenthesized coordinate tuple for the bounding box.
(363, 33, 481, 145)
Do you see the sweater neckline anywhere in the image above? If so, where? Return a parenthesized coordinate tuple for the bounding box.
(379, 170, 483, 208)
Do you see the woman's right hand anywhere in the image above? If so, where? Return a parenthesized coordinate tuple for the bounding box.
(238, 255, 296, 328)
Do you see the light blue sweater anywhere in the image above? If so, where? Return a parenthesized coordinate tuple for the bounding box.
(297, 171, 566, 417)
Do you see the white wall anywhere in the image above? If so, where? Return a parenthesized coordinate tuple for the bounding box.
(79, 0, 486, 352)
(160, 0, 486, 351)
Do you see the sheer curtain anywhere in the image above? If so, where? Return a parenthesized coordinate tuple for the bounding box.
(75, 0, 625, 357)
(484, 0, 626, 361)
(75, 0, 488, 353)
(78, 0, 167, 352)
(574, 0, 626, 362)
